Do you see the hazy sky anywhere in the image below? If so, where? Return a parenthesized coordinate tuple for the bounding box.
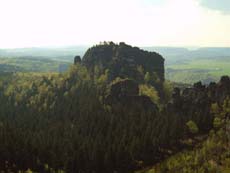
(0, 0, 229, 48)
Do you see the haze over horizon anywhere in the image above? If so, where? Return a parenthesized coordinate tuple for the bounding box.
(0, 0, 229, 48)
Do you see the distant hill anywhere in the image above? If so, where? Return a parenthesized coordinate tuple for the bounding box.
(142, 47, 230, 64)
(0, 57, 71, 73)
(0, 45, 230, 63)
(1, 45, 230, 84)
(1, 46, 230, 64)
(0, 46, 88, 62)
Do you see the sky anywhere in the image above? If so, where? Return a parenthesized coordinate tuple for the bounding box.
(0, 0, 229, 48)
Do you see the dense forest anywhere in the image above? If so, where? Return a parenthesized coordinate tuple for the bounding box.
(0, 43, 229, 173)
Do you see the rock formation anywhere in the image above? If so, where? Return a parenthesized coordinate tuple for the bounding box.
(81, 42, 164, 83)
(169, 76, 230, 131)
(105, 79, 158, 113)
(74, 56, 81, 64)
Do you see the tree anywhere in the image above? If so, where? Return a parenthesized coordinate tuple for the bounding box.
(144, 72, 151, 83)
(163, 80, 173, 102)
(186, 120, 199, 135)
(139, 84, 160, 105)
(213, 117, 222, 129)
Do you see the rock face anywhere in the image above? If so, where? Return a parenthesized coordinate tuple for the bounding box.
(81, 42, 165, 82)
(110, 79, 139, 97)
(169, 76, 230, 131)
(74, 56, 81, 64)
(105, 79, 158, 113)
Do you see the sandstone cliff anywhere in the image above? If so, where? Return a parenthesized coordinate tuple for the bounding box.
(79, 42, 164, 83)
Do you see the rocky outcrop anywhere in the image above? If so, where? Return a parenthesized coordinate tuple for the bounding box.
(171, 76, 230, 110)
(81, 42, 164, 83)
(169, 76, 230, 131)
(105, 79, 158, 113)
(74, 56, 81, 64)
(110, 79, 139, 97)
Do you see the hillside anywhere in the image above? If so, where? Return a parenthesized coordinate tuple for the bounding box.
(138, 127, 230, 173)
(0, 57, 71, 72)
(0, 46, 87, 61)
(0, 43, 230, 173)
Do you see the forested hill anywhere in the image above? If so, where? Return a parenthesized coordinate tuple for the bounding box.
(0, 43, 229, 173)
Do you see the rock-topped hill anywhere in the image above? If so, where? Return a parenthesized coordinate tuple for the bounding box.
(75, 42, 165, 83)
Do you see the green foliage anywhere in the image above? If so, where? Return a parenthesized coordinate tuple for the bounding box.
(211, 103, 220, 115)
(163, 81, 173, 102)
(139, 84, 160, 104)
(25, 169, 33, 173)
(144, 72, 151, 83)
(96, 69, 109, 85)
(0, 67, 178, 173)
(140, 129, 229, 173)
(138, 100, 230, 173)
(213, 117, 222, 129)
(186, 120, 199, 135)
(0, 58, 229, 173)
(223, 96, 230, 115)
